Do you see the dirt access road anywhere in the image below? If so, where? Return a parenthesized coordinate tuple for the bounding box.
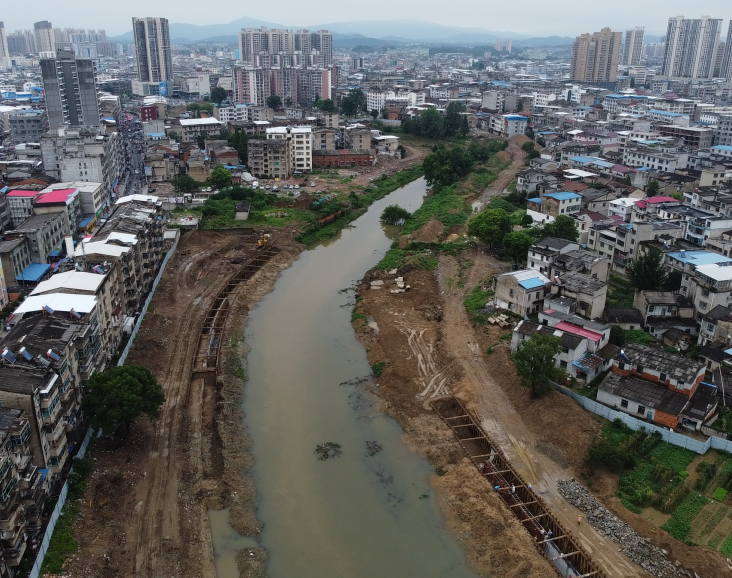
(478, 137, 528, 206)
(61, 231, 300, 578)
(438, 255, 649, 578)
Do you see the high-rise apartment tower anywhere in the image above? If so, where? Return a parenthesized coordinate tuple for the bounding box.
(570, 27, 622, 82)
(662, 15, 722, 79)
(34, 21, 55, 53)
(132, 17, 173, 82)
(0, 22, 9, 59)
(41, 49, 100, 129)
(622, 26, 644, 66)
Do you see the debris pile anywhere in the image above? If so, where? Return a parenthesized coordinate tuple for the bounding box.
(315, 442, 343, 461)
(365, 441, 383, 456)
(557, 479, 684, 578)
(486, 313, 511, 328)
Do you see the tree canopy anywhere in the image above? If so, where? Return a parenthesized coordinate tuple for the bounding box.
(467, 208, 511, 249)
(266, 95, 283, 110)
(647, 179, 660, 196)
(541, 215, 579, 242)
(627, 247, 668, 291)
(511, 333, 564, 398)
(83, 365, 165, 434)
(210, 86, 227, 105)
(380, 204, 411, 225)
(209, 165, 232, 190)
(341, 89, 367, 117)
(171, 175, 200, 194)
(315, 98, 336, 112)
(227, 129, 248, 164)
(402, 107, 444, 139)
(443, 102, 466, 137)
(503, 231, 534, 264)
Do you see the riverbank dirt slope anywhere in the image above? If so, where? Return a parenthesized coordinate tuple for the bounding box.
(353, 246, 731, 578)
(60, 230, 301, 578)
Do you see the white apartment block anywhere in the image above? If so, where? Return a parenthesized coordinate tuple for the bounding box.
(716, 115, 732, 147)
(266, 126, 313, 173)
(622, 145, 689, 172)
(215, 104, 250, 123)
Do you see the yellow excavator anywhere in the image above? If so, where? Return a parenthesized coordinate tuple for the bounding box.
(257, 231, 271, 248)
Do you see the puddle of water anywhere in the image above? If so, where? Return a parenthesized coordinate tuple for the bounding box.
(232, 177, 478, 578)
(208, 509, 257, 577)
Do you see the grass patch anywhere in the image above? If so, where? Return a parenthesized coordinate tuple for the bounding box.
(607, 274, 635, 308)
(660, 493, 710, 544)
(371, 362, 385, 378)
(713, 487, 729, 502)
(463, 283, 495, 325)
(41, 502, 80, 574)
(623, 330, 658, 345)
(351, 310, 367, 324)
(720, 529, 732, 556)
(402, 184, 468, 234)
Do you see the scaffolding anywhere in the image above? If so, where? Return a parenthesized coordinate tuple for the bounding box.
(431, 397, 606, 578)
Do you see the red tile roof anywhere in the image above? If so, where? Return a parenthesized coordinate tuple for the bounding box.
(37, 188, 76, 203)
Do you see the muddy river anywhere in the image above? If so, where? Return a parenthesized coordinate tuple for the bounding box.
(211, 178, 477, 578)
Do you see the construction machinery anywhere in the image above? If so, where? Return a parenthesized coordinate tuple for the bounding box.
(257, 231, 271, 248)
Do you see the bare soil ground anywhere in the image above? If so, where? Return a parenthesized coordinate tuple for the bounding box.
(59, 230, 301, 578)
(353, 243, 732, 578)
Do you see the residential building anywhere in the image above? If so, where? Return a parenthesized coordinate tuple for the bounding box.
(526, 237, 580, 276)
(9, 211, 69, 264)
(132, 17, 172, 83)
(698, 305, 732, 347)
(492, 269, 550, 316)
(238, 28, 332, 67)
(0, 238, 32, 287)
(622, 27, 645, 66)
(33, 21, 55, 54)
(41, 126, 124, 208)
(716, 115, 732, 147)
(247, 139, 290, 179)
(722, 21, 732, 82)
(42, 182, 105, 220)
(177, 118, 222, 144)
(485, 114, 527, 138)
(266, 126, 313, 173)
(0, 22, 9, 60)
(41, 49, 101, 130)
(662, 16, 723, 80)
(0, 261, 6, 308)
(5, 190, 42, 227)
(570, 28, 622, 82)
(550, 249, 611, 282)
(549, 271, 607, 319)
(9, 109, 47, 144)
(313, 149, 374, 168)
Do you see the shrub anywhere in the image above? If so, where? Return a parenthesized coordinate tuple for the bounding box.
(713, 487, 729, 502)
(371, 362, 385, 378)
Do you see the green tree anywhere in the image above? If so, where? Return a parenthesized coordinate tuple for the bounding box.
(285, 96, 293, 107)
(227, 129, 249, 164)
(266, 95, 283, 110)
(503, 231, 534, 264)
(370, 109, 379, 119)
(444, 101, 466, 136)
(543, 215, 579, 242)
(467, 208, 511, 249)
(209, 165, 232, 189)
(609, 325, 625, 346)
(627, 247, 668, 290)
(511, 333, 564, 398)
(380, 204, 411, 225)
(83, 365, 165, 434)
(520, 213, 533, 227)
(423, 144, 473, 188)
(210, 86, 227, 105)
(197, 131, 208, 150)
(522, 141, 540, 159)
(171, 175, 200, 194)
(665, 269, 682, 292)
(460, 115, 470, 137)
(647, 179, 660, 196)
(341, 89, 367, 117)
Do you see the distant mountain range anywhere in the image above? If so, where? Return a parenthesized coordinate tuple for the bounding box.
(108, 17, 574, 48)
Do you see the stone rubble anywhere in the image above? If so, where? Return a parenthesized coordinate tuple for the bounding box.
(557, 478, 687, 578)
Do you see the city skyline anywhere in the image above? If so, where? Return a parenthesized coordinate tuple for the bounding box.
(1, 2, 731, 38)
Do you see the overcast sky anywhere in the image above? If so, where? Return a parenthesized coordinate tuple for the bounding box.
(1, 0, 730, 37)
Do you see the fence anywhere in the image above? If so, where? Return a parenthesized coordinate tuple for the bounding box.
(554, 383, 732, 455)
(28, 427, 94, 578)
(117, 236, 179, 366)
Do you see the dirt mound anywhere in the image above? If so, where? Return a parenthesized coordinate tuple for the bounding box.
(408, 219, 444, 244)
(509, 134, 532, 147)
(496, 150, 512, 164)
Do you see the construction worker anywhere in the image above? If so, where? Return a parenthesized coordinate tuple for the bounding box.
(577, 514, 582, 525)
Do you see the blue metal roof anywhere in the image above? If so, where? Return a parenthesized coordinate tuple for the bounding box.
(518, 277, 546, 290)
(649, 109, 683, 117)
(712, 145, 732, 152)
(667, 250, 732, 266)
(528, 197, 542, 204)
(544, 192, 582, 201)
(504, 115, 527, 121)
(568, 156, 596, 164)
(16, 263, 51, 282)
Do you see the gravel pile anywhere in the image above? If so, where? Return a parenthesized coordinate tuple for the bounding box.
(557, 478, 692, 578)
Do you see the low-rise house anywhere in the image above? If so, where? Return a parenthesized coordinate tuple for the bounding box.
(526, 237, 580, 276)
(698, 305, 732, 347)
(491, 269, 550, 316)
(549, 271, 607, 319)
(603, 307, 644, 330)
(633, 290, 696, 328)
(550, 249, 610, 282)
